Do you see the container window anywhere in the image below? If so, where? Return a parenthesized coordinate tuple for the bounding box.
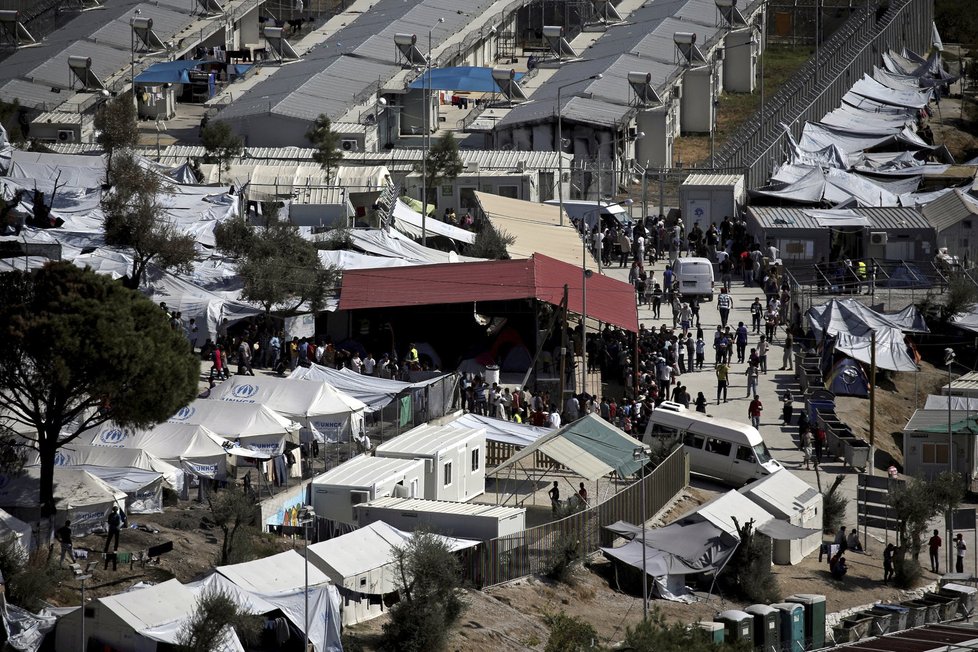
(471, 448, 480, 472)
(443, 461, 453, 486)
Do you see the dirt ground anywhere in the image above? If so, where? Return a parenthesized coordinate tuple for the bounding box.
(835, 360, 949, 468)
(45, 500, 295, 606)
(344, 488, 935, 652)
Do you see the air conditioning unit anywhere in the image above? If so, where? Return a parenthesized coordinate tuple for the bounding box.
(870, 232, 888, 246)
(465, 161, 480, 173)
(57, 129, 75, 142)
(341, 139, 359, 151)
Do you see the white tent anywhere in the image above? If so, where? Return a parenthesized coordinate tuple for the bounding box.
(739, 470, 823, 564)
(307, 521, 478, 625)
(0, 508, 33, 553)
(54, 579, 243, 652)
(88, 422, 230, 480)
(0, 468, 126, 534)
(26, 443, 183, 494)
(167, 399, 299, 455)
(290, 363, 411, 412)
(216, 550, 343, 652)
(208, 376, 366, 443)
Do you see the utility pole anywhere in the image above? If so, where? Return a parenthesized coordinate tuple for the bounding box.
(869, 329, 876, 477)
(558, 284, 569, 405)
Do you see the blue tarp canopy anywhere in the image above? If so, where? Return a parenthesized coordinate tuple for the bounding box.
(408, 66, 524, 92)
(134, 59, 204, 84)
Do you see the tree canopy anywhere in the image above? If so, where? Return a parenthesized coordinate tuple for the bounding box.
(306, 114, 344, 182)
(414, 132, 464, 214)
(214, 212, 338, 314)
(177, 584, 261, 651)
(0, 263, 199, 515)
(201, 121, 243, 183)
(94, 94, 138, 174)
(102, 152, 196, 288)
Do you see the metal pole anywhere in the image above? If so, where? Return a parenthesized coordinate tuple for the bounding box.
(558, 85, 564, 227)
(582, 231, 587, 395)
(421, 32, 430, 246)
(78, 574, 91, 651)
(304, 518, 310, 652)
(950, 363, 954, 474)
(869, 330, 876, 475)
(658, 168, 665, 218)
(641, 460, 648, 620)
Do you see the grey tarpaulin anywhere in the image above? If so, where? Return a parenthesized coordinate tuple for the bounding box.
(756, 519, 822, 540)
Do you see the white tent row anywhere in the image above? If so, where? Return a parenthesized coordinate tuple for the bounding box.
(307, 521, 478, 625)
(0, 468, 126, 534)
(317, 248, 419, 270)
(290, 363, 455, 415)
(25, 443, 184, 494)
(208, 375, 367, 444)
(339, 228, 483, 265)
(197, 162, 391, 194)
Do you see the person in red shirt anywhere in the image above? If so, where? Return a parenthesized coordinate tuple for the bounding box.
(748, 395, 763, 428)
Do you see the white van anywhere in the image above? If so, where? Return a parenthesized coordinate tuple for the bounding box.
(673, 257, 715, 301)
(642, 402, 782, 486)
(544, 200, 630, 230)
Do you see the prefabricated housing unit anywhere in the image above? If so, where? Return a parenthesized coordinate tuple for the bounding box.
(354, 496, 526, 540)
(311, 455, 425, 529)
(679, 174, 746, 227)
(374, 423, 486, 502)
(739, 470, 822, 564)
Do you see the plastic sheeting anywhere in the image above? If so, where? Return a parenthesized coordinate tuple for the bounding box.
(0, 468, 127, 534)
(807, 298, 929, 335)
(346, 228, 483, 265)
(290, 363, 411, 412)
(391, 199, 476, 244)
(849, 73, 933, 108)
(2, 602, 56, 652)
(452, 413, 552, 446)
(601, 519, 738, 578)
(317, 249, 418, 270)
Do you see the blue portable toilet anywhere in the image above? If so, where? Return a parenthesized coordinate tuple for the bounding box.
(744, 605, 779, 652)
(770, 602, 805, 652)
(786, 593, 826, 649)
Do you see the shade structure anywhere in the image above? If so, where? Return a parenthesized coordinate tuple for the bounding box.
(339, 253, 639, 332)
(491, 413, 645, 481)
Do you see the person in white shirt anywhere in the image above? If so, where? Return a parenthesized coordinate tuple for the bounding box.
(363, 353, 376, 376)
(548, 406, 562, 428)
(351, 352, 363, 374)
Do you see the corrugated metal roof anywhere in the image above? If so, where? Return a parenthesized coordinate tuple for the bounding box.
(362, 496, 525, 518)
(28, 39, 132, 88)
(497, 1, 726, 130)
(747, 206, 932, 231)
(904, 409, 978, 433)
(375, 423, 483, 456)
(921, 189, 978, 232)
(0, 79, 67, 112)
(89, 5, 191, 51)
(682, 173, 744, 187)
(313, 455, 424, 488)
(31, 111, 82, 125)
(219, 0, 502, 123)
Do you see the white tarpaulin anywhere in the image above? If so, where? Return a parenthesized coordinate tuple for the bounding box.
(2, 601, 56, 652)
(208, 376, 366, 444)
(167, 399, 299, 455)
(802, 209, 871, 227)
(290, 363, 411, 412)
(452, 413, 552, 447)
(24, 444, 183, 494)
(850, 73, 933, 108)
(808, 298, 930, 335)
(392, 199, 476, 244)
(88, 422, 230, 480)
(216, 550, 343, 652)
(0, 509, 32, 554)
(344, 228, 483, 265)
(0, 468, 126, 534)
(57, 466, 164, 514)
(317, 249, 418, 270)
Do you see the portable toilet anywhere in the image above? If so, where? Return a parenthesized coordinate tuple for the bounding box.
(744, 605, 779, 652)
(786, 594, 826, 649)
(694, 621, 725, 644)
(770, 602, 805, 652)
(715, 610, 753, 646)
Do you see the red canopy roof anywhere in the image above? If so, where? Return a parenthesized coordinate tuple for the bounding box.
(338, 253, 639, 332)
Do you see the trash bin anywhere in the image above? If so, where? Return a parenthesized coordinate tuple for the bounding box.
(941, 583, 978, 618)
(786, 593, 826, 649)
(744, 605, 779, 652)
(694, 621, 724, 644)
(769, 602, 805, 652)
(860, 608, 892, 637)
(844, 439, 870, 470)
(903, 599, 940, 624)
(873, 604, 909, 633)
(832, 614, 873, 643)
(900, 600, 929, 628)
(715, 610, 754, 646)
(484, 365, 500, 386)
(920, 592, 958, 621)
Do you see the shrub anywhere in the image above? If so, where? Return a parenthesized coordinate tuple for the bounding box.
(822, 475, 848, 533)
(467, 223, 515, 260)
(544, 532, 582, 584)
(544, 612, 598, 652)
(719, 518, 781, 604)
